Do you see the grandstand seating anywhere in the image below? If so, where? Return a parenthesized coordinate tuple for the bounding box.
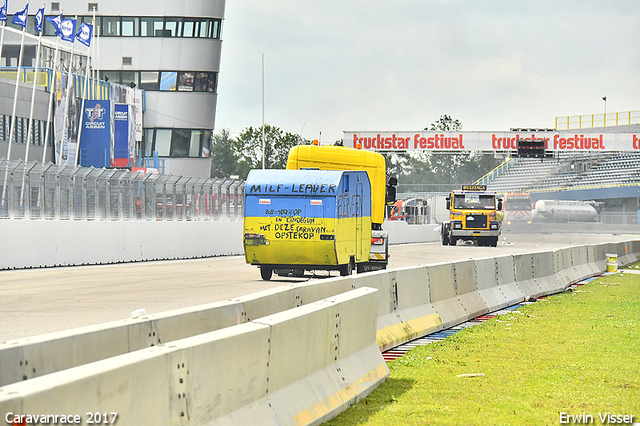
(486, 152, 640, 193)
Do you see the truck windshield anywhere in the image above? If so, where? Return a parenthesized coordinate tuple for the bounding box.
(454, 194, 496, 210)
(505, 199, 532, 210)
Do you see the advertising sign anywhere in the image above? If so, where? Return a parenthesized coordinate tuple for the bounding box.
(79, 100, 111, 168)
(54, 76, 81, 165)
(113, 104, 134, 167)
(344, 131, 640, 152)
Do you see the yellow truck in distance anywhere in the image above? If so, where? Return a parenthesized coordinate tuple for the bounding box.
(441, 185, 503, 247)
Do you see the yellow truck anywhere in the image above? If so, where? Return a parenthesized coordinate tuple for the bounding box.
(286, 143, 396, 272)
(441, 184, 503, 247)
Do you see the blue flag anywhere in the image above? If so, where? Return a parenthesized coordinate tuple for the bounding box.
(34, 6, 44, 32)
(75, 22, 92, 47)
(12, 2, 28, 28)
(46, 13, 63, 35)
(59, 18, 76, 42)
(0, 0, 7, 21)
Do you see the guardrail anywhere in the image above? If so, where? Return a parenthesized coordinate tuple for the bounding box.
(1, 240, 637, 425)
(0, 159, 244, 221)
(555, 110, 640, 130)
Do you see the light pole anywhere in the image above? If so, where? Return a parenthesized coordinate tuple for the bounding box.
(602, 96, 607, 126)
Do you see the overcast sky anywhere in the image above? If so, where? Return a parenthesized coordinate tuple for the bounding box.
(213, 1, 640, 143)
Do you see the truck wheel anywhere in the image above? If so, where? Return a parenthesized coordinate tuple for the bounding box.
(441, 224, 450, 245)
(340, 259, 354, 276)
(449, 236, 457, 246)
(490, 237, 498, 247)
(260, 266, 273, 281)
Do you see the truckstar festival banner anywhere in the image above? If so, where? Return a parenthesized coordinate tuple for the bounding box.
(344, 131, 640, 152)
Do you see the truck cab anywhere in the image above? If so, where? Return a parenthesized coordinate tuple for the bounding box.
(441, 185, 502, 247)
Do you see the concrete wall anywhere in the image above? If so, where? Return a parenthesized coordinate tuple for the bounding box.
(0, 219, 244, 269)
(0, 288, 388, 426)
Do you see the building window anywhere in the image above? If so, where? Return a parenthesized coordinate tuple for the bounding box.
(177, 72, 194, 92)
(88, 3, 98, 12)
(147, 129, 212, 158)
(102, 16, 119, 36)
(154, 129, 172, 157)
(141, 16, 165, 36)
(38, 15, 221, 39)
(139, 71, 159, 91)
(164, 17, 182, 37)
(189, 131, 203, 157)
(99, 70, 218, 93)
(51, 3, 60, 12)
(121, 17, 139, 36)
(122, 57, 133, 67)
(120, 71, 137, 87)
(170, 129, 191, 157)
(159, 72, 177, 91)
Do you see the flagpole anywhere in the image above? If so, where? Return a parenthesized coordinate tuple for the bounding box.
(61, 16, 77, 165)
(74, 18, 94, 166)
(42, 35, 60, 163)
(42, 10, 62, 164)
(0, 21, 5, 68)
(25, 4, 45, 162)
(0, 0, 6, 65)
(7, 25, 27, 161)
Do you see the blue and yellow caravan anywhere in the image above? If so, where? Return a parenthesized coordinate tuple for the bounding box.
(243, 169, 372, 280)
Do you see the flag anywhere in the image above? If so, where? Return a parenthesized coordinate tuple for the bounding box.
(0, 0, 7, 21)
(46, 13, 63, 35)
(34, 6, 44, 32)
(59, 18, 75, 42)
(12, 2, 28, 28)
(75, 22, 92, 47)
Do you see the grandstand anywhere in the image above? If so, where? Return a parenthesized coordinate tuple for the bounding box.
(477, 120, 640, 225)
(484, 151, 640, 194)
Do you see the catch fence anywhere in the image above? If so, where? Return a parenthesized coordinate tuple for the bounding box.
(0, 159, 244, 221)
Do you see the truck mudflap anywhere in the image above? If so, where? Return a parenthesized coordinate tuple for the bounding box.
(358, 230, 389, 273)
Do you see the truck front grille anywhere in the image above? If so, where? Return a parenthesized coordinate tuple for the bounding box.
(465, 214, 487, 229)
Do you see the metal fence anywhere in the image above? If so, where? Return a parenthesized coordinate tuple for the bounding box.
(0, 159, 244, 221)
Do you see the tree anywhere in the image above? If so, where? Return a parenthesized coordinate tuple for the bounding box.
(210, 128, 239, 178)
(233, 125, 306, 179)
(394, 115, 502, 192)
(425, 114, 462, 133)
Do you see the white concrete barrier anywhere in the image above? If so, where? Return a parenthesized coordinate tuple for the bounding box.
(531, 251, 564, 296)
(383, 221, 440, 244)
(452, 259, 488, 320)
(0, 288, 388, 426)
(494, 254, 527, 306)
(351, 267, 443, 352)
(0, 299, 246, 387)
(474, 257, 512, 312)
(427, 263, 468, 329)
(586, 245, 602, 275)
(572, 245, 594, 281)
(0, 220, 244, 269)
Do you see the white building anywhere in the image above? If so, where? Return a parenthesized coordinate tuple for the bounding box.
(1, 0, 225, 178)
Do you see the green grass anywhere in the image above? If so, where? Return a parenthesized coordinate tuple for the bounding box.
(327, 268, 640, 426)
